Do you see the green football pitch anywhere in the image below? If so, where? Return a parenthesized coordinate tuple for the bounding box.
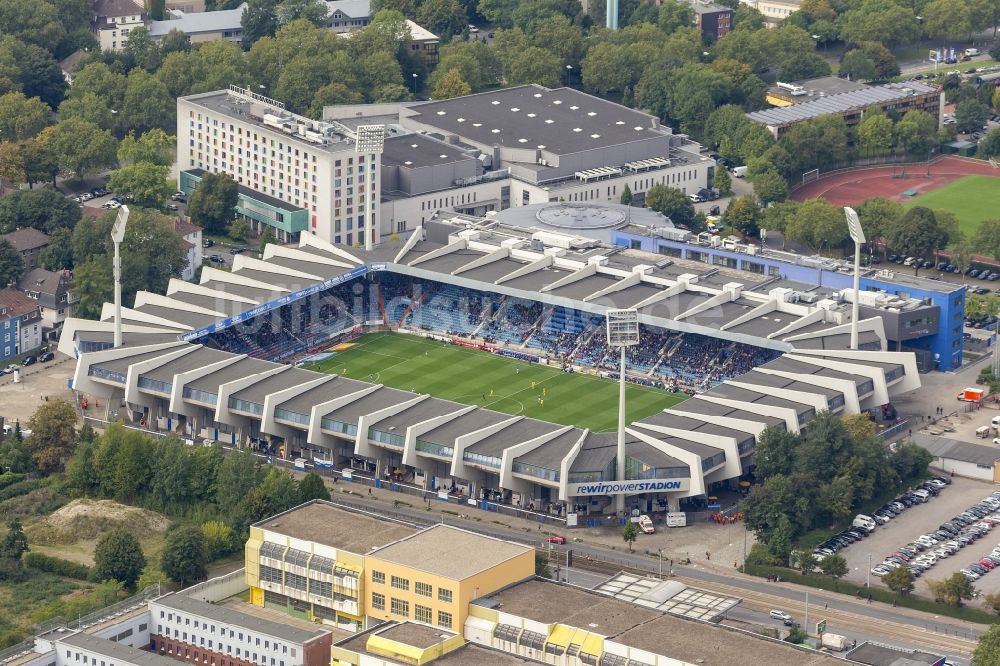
(902, 175, 1000, 238)
(302, 333, 686, 432)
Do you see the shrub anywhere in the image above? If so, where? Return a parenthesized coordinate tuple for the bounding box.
(23, 552, 92, 581)
(0, 479, 44, 501)
(0, 473, 26, 491)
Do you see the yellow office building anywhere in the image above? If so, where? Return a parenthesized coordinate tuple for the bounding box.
(245, 501, 418, 632)
(363, 524, 535, 633)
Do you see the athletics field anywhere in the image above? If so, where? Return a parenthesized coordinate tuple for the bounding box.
(302, 333, 686, 432)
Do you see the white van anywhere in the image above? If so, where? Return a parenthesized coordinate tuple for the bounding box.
(966, 48, 980, 57)
(731, 166, 748, 178)
(637, 515, 655, 534)
(853, 514, 877, 532)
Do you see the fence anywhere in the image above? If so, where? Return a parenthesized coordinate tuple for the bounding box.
(0, 585, 162, 665)
(790, 155, 935, 193)
(181, 569, 247, 603)
(877, 419, 909, 441)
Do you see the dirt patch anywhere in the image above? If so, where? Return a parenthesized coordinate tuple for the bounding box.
(26, 499, 172, 545)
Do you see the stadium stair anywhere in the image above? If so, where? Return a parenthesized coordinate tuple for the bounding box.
(376, 283, 387, 324)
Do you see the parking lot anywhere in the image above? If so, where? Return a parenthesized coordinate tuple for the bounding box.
(836, 476, 1000, 597)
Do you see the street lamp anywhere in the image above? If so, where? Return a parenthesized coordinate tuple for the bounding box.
(606, 309, 639, 514)
(845, 206, 866, 351)
(111, 206, 130, 348)
(658, 548, 663, 579)
(411, 73, 418, 95)
(566, 64, 573, 86)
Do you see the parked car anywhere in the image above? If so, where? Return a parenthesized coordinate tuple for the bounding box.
(230, 247, 246, 255)
(547, 535, 567, 545)
(38, 351, 54, 362)
(21, 356, 35, 366)
(769, 610, 792, 621)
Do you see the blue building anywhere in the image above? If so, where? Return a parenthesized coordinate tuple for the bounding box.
(0, 288, 43, 364)
(614, 231, 965, 372)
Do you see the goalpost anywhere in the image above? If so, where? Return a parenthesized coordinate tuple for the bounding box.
(990, 157, 999, 169)
(801, 168, 820, 185)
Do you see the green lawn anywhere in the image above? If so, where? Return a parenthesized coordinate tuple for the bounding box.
(902, 175, 1000, 238)
(302, 333, 685, 432)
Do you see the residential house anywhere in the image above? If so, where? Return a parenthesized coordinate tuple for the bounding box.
(171, 218, 204, 281)
(690, 0, 733, 39)
(17, 268, 75, 340)
(2, 228, 49, 275)
(92, 0, 149, 52)
(0, 288, 42, 363)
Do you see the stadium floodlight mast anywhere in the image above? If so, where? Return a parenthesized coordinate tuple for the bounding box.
(844, 206, 865, 351)
(111, 205, 130, 348)
(606, 309, 639, 513)
(354, 124, 386, 252)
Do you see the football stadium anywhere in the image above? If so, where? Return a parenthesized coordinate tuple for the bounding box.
(61, 216, 921, 519)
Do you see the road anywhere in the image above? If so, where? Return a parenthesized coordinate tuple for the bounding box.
(317, 491, 984, 661)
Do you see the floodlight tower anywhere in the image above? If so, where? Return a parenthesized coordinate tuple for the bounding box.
(606, 309, 639, 514)
(606, 0, 618, 29)
(111, 206, 130, 348)
(354, 125, 386, 252)
(844, 206, 865, 351)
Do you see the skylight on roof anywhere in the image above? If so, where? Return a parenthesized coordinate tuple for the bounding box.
(473, 122, 482, 127)
(634, 126, 643, 131)
(436, 111, 446, 115)
(410, 143, 418, 148)
(591, 134, 600, 138)
(511, 107, 520, 112)
(518, 138, 527, 143)
(588, 112, 597, 117)
(545, 119, 554, 124)
(439, 154, 447, 158)
(457, 117, 465, 122)
(527, 113, 536, 118)
(404, 160, 412, 165)
(491, 129, 500, 133)
(570, 105, 579, 110)
(533, 93, 542, 98)
(572, 128, 582, 132)
(538, 144, 546, 149)
(616, 121, 625, 125)
(553, 100, 563, 105)
(491, 100, 500, 105)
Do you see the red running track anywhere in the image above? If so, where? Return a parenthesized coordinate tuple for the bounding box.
(790, 156, 1000, 206)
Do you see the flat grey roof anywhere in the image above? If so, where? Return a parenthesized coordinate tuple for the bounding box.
(319, 386, 413, 423)
(747, 81, 938, 127)
(673, 398, 786, 428)
(371, 397, 466, 433)
(371, 622, 454, 649)
(466, 418, 562, 457)
(370, 524, 532, 579)
(254, 501, 418, 553)
(411, 248, 484, 274)
(141, 347, 238, 384)
(571, 433, 686, 473)
(58, 631, 181, 666)
(762, 356, 872, 389)
(167, 292, 250, 316)
(549, 274, 620, 301)
(93, 348, 179, 377)
(275, 376, 370, 415)
(83, 331, 185, 346)
(187, 357, 276, 392)
(636, 412, 757, 446)
(514, 429, 582, 469)
(705, 384, 814, 418)
(727, 312, 797, 337)
(500, 266, 573, 292)
(199, 280, 279, 302)
(418, 408, 512, 448)
(231, 367, 318, 404)
(153, 593, 327, 644)
(913, 434, 1000, 466)
(405, 85, 670, 156)
(265, 256, 348, 279)
(737, 369, 842, 400)
(134, 304, 217, 328)
(639, 291, 712, 318)
(460, 258, 529, 284)
(382, 134, 474, 169)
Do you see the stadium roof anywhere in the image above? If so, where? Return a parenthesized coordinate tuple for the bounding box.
(61, 227, 920, 498)
(747, 81, 939, 127)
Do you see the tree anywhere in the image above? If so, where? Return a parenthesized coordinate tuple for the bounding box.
(622, 522, 638, 552)
(201, 521, 237, 560)
(786, 198, 848, 250)
(0, 188, 81, 234)
(0, 239, 24, 287)
(415, 0, 467, 38)
(784, 624, 807, 644)
(0, 92, 49, 143)
(819, 553, 847, 579)
(955, 99, 989, 134)
(837, 0, 919, 47)
(38, 118, 117, 180)
(723, 194, 762, 236)
(713, 168, 731, 197)
(973, 624, 1000, 666)
(24, 399, 77, 473)
(928, 572, 975, 606)
(478, 0, 517, 28)
(298, 472, 330, 503)
(259, 226, 276, 252)
(160, 526, 207, 587)
(0, 519, 28, 578)
(754, 427, 798, 479)
(839, 50, 876, 82)
(883, 565, 915, 595)
(117, 129, 174, 167)
(620, 184, 633, 206)
(160, 28, 191, 55)
(276, 0, 329, 25)
(976, 218, 1000, 260)
(216, 449, 260, 518)
(40, 228, 73, 270)
(922, 0, 971, 40)
(645, 184, 695, 227)
(229, 218, 250, 242)
(93, 529, 146, 590)
(187, 172, 239, 235)
(108, 162, 175, 209)
(432, 68, 471, 100)
(502, 46, 561, 87)
(885, 207, 949, 272)
(242, 0, 279, 47)
(856, 109, 893, 156)
(749, 169, 787, 205)
(857, 197, 901, 248)
(72, 259, 112, 320)
(778, 52, 830, 82)
(978, 128, 1000, 159)
(119, 69, 175, 135)
(894, 109, 938, 158)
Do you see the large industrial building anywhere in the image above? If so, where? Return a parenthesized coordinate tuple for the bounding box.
(59, 210, 921, 519)
(176, 85, 713, 247)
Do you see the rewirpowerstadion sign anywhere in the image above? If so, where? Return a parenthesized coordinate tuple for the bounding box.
(567, 479, 688, 496)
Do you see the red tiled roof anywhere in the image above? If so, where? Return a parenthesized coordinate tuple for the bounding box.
(0, 287, 40, 322)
